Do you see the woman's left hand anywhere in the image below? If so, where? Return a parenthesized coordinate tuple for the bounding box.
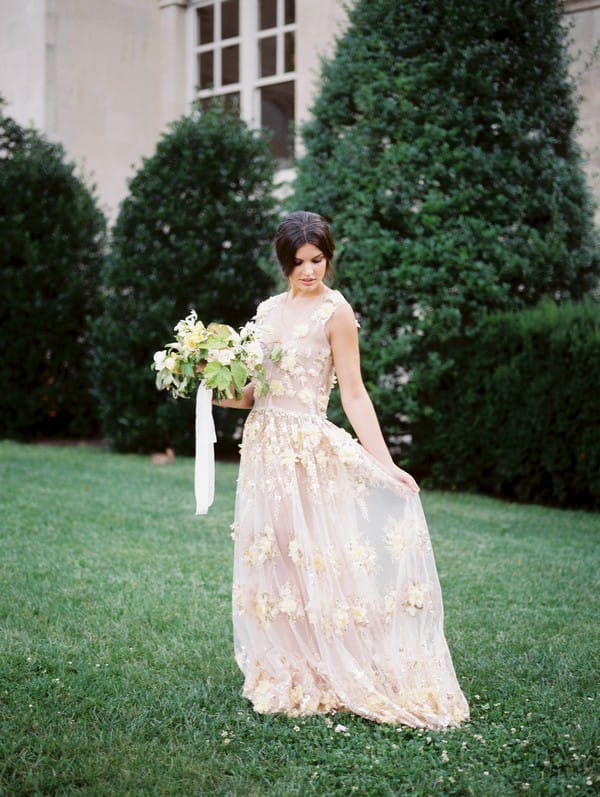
(383, 463, 420, 493)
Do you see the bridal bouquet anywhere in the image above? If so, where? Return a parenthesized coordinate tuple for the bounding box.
(152, 310, 264, 400)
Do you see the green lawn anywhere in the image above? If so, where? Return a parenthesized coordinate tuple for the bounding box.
(0, 440, 597, 796)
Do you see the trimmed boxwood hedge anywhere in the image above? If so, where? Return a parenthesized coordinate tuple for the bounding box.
(410, 300, 600, 508)
(0, 99, 106, 440)
(293, 0, 599, 451)
(90, 105, 277, 454)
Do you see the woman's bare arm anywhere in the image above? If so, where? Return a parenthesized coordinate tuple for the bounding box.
(329, 303, 419, 493)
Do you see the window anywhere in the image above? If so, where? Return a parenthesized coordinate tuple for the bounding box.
(195, 0, 241, 104)
(190, 0, 296, 166)
(260, 81, 294, 162)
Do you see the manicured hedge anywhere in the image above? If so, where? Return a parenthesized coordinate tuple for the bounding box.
(293, 0, 599, 448)
(0, 100, 106, 439)
(90, 105, 277, 454)
(410, 301, 600, 508)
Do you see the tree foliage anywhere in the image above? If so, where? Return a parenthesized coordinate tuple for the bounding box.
(0, 99, 106, 439)
(293, 0, 599, 452)
(91, 105, 277, 454)
(411, 300, 600, 508)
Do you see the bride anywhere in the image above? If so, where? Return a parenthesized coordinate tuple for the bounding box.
(214, 211, 469, 728)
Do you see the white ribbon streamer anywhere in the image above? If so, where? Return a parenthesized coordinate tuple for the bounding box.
(195, 385, 216, 515)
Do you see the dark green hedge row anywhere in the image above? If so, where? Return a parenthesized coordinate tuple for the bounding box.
(0, 100, 106, 439)
(410, 300, 600, 508)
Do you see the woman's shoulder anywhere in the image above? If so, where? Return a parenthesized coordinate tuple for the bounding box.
(327, 288, 351, 308)
(254, 292, 285, 319)
(320, 288, 357, 326)
(319, 288, 351, 310)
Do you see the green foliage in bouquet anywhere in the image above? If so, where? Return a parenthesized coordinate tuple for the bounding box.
(0, 98, 107, 439)
(91, 104, 277, 454)
(410, 300, 600, 508)
(292, 0, 599, 452)
(152, 312, 265, 400)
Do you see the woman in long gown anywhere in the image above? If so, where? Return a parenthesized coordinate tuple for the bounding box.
(215, 211, 469, 729)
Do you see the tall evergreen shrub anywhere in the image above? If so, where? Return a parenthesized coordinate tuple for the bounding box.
(411, 301, 600, 508)
(0, 99, 106, 439)
(91, 105, 277, 454)
(293, 0, 599, 450)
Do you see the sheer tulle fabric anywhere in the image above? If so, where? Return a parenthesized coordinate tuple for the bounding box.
(231, 291, 469, 728)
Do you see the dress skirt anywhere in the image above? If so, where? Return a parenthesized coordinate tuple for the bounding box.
(231, 406, 469, 729)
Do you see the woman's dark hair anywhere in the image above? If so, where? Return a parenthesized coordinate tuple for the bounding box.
(274, 211, 335, 281)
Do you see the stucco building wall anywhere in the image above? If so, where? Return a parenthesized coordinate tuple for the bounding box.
(1, 0, 46, 129)
(1, 0, 161, 216)
(295, 0, 346, 130)
(567, 2, 600, 222)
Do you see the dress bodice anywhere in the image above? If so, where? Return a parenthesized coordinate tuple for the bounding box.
(252, 289, 348, 417)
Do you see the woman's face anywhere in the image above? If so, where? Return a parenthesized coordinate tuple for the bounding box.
(288, 243, 327, 296)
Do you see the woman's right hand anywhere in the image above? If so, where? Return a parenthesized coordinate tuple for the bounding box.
(383, 462, 420, 493)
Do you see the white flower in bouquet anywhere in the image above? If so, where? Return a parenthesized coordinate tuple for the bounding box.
(239, 321, 257, 340)
(152, 309, 266, 400)
(152, 350, 181, 388)
(243, 339, 265, 368)
(207, 348, 235, 366)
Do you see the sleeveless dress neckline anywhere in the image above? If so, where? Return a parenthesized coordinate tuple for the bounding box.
(231, 290, 470, 728)
(269, 287, 340, 338)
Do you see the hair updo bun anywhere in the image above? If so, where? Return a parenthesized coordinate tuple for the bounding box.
(274, 211, 335, 282)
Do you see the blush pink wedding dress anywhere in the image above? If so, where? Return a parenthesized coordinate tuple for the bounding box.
(231, 289, 469, 728)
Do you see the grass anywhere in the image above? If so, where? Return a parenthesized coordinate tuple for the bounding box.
(0, 440, 598, 796)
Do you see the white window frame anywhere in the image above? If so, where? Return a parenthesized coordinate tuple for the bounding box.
(186, 0, 297, 140)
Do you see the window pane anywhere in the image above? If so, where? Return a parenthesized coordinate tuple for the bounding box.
(200, 92, 240, 115)
(222, 44, 239, 85)
(197, 5, 214, 45)
(284, 0, 295, 24)
(284, 31, 295, 72)
(198, 50, 214, 90)
(221, 0, 239, 39)
(223, 92, 241, 114)
(259, 0, 277, 30)
(261, 80, 295, 164)
(259, 36, 277, 77)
